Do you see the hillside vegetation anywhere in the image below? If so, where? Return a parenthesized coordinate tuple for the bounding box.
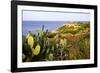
(22, 22, 90, 62)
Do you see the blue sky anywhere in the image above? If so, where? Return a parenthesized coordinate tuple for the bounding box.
(23, 11, 90, 21)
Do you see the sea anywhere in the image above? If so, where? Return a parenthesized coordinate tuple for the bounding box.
(22, 21, 66, 36)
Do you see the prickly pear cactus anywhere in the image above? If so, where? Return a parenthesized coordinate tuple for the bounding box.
(33, 44, 40, 55)
(27, 35, 34, 48)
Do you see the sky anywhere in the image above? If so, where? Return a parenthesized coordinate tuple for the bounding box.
(23, 10, 90, 21)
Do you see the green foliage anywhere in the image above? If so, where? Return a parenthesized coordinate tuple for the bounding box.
(36, 29, 44, 36)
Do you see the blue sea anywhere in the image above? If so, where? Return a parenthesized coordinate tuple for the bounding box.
(22, 21, 66, 36)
